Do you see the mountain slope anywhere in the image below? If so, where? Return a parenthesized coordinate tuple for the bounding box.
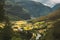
(5, 5, 31, 20)
(16, 1, 52, 17)
(5, 1, 60, 20)
(52, 3, 60, 11)
(5, 1, 52, 18)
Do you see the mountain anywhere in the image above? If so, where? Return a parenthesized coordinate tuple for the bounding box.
(52, 3, 60, 11)
(5, 1, 60, 21)
(5, 1, 52, 19)
(5, 5, 31, 20)
(16, 1, 52, 17)
(5, 14, 22, 21)
(29, 8, 60, 22)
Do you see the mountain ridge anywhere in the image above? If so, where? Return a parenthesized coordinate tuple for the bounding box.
(5, 1, 60, 20)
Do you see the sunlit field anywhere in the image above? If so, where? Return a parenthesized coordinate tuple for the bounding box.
(0, 19, 56, 40)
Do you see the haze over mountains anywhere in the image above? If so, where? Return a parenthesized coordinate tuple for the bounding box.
(5, 0, 60, 20)
(52, 3, 60, 10)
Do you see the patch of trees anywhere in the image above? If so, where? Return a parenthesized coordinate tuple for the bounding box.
(0, 0, 13, 40)
(31, 8, 60, 23)
(47, 8, 60, 21)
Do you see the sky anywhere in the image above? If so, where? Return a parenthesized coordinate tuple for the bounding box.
(8, 0, 60, 8)
(32, 0, 60, 8)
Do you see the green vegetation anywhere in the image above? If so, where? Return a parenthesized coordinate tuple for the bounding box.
(0, 0, 60, 40)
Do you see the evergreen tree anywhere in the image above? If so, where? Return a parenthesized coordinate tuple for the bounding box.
(0, 0, 5, 22)
(0, 0, 13, 40)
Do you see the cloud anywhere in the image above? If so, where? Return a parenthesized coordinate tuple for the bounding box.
(32, 0, 60, 8)
(13, 0, 60, 8)
(52, 0, 60, 3)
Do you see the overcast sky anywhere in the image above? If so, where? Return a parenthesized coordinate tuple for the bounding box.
(13, 0, 60, 8)
(32, 0, 60, 8)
